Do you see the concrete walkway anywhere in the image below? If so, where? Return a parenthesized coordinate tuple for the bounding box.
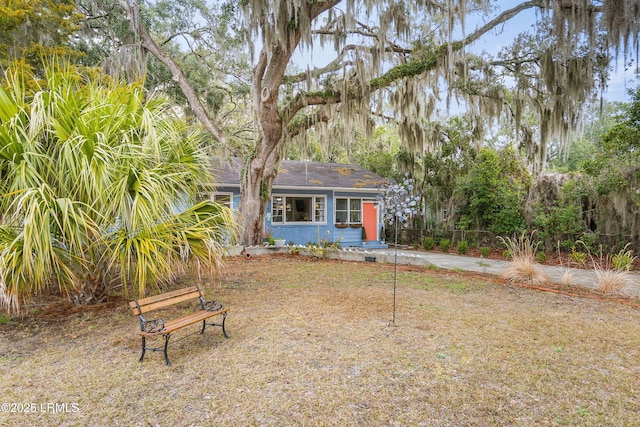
(339, 247, 640, 298)
(234, 245, 640, 297)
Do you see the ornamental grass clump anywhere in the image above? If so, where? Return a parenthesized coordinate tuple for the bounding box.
(498, 231, 548, 285)
(588, 243, 636, 297)
(595, 269, 632, 296)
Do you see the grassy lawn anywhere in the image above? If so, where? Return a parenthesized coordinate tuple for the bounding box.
(1, 255, 639, 426)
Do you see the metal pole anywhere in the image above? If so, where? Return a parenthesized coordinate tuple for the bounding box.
(393, 219, 398, 324)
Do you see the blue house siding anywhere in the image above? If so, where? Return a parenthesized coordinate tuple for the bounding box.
(210, 158, 387, 248)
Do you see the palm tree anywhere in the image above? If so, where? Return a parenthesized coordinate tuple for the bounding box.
(0, 63, 236, 313)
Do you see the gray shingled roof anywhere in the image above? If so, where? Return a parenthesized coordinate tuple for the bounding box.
(210, 157, 387, 190)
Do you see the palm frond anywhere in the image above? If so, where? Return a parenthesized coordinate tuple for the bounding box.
(0, 62, 236, 313)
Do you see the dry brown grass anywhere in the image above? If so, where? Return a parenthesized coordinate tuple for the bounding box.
(561, 269, 575, 286)
(502, 258, 549, 286)
(499, 232, 549, 285)
(595, 268, 632, 297)
(1, 256, 640, 426)
(580, 242, 637, 297)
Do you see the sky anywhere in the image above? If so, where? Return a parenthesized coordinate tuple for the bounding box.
(467, 2, 637, 104)
(291, 0, 637, 105)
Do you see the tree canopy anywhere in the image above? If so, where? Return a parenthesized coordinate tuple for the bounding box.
(0, 0, 82, 77)
(3, 0, 638, 246)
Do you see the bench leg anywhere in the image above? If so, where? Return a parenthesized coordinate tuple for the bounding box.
(200, 312, 229, 338)
(163, 334, 171, 366)
(221, 312, 229, 339)
(139, 336, 146, 362)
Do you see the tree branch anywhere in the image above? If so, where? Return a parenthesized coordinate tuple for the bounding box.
(283, 42, 410, 85)
(283, 44, 357, 84)
(287, 109, 330, 138)
(283, 1, 544, 124)
(370, 0, 544, 90)
(120, 0, 227, 144)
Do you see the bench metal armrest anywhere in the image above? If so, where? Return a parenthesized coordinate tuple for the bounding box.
(199, 297, 223, 312)
(138, 315, 166, 333)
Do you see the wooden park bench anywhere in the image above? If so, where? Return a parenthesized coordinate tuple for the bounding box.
(129, 285, 229, 365)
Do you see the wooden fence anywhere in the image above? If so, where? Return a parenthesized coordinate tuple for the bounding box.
(384, 228, 637, 253)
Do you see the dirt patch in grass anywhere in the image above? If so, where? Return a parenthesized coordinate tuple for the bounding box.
(1, 255, 640, 426)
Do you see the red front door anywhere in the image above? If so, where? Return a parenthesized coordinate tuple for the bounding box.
(363, 202, 377, 241)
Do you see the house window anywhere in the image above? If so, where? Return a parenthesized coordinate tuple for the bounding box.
(212, 193, 232, 209)
(335, 198, 348, 223)
(315, 197, 326, 222)
(349, 199, 362, 223)
(199, 192, 233, 209)
(335, 198, 362, 224)
(272, 195, 326, 224)
(272, 196, 284, 223)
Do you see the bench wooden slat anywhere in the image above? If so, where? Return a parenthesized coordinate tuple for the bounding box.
(139, 308, 229, 336)
(129, 288, 201, 315)
(130, 285, 199, 307)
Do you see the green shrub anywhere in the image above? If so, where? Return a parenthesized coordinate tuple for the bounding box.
(457, 147, 530, 236)
(320, 238, 342, 249)
(502, 249, 512, 260)
(288, 246, 300, 255)
(612, 243, 636, 271)
(439, 238, 451, 253)
(423, 236, 436, 250)
(612, 253, 633, 270)
(531, 179, 592, 250)
(479, 246, 491, 257)
(579, 232, 599, 254)
(307, 244, 325, 258)
(570, 250, 587, 264)
(457, 240, 469, 254)
(536, 251, 547, 263)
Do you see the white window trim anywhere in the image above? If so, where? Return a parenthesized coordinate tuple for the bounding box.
(205, 192, 233, 210)
(271, 194, 327, 225)
(334, 197, 363, 225)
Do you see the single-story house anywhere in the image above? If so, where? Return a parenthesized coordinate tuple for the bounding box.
(207, 157, 388, 248)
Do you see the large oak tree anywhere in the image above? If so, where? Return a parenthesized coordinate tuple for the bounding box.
(112, 0, 639, 245)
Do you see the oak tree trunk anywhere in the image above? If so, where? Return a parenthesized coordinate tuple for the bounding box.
(238, 148, 281, 246)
